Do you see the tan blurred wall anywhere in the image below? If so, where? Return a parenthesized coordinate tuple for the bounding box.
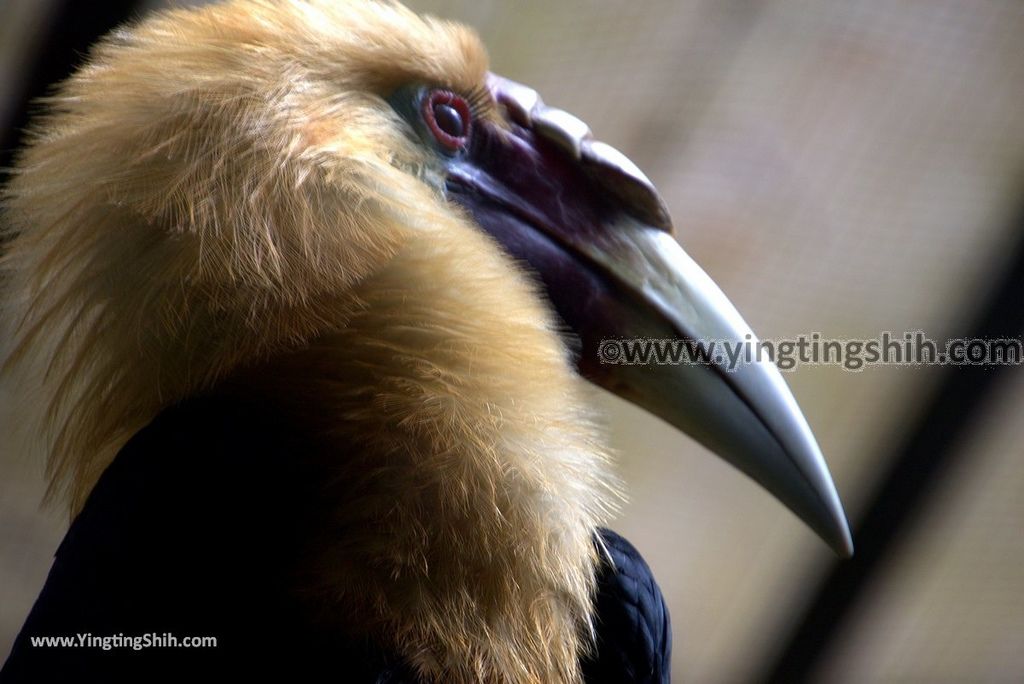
(0, 0, 70, 666)
(0, 0, 52, 135)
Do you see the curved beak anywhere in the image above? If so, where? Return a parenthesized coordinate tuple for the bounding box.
(445, 74, 853, 557)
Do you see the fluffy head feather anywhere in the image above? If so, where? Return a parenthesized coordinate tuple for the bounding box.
(1, 1, 620, 681)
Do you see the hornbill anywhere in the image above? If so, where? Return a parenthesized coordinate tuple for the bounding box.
(0, 1, 852, 682)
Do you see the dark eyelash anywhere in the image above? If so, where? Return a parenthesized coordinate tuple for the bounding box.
(465, 84, 492, 119)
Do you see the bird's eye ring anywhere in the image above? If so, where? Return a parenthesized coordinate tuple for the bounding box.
(422, 90, 471, 152)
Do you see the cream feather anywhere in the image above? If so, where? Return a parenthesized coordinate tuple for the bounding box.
(1, 2, 622, 682)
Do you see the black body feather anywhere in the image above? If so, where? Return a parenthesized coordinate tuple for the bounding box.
(1, 398, 669, 683)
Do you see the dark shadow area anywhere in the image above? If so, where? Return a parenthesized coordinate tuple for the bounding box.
(1, 0, 141, 182)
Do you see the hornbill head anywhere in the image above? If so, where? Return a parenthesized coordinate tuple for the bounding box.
(435, 75, 854, 558)
(1, 0, 850, 680)
(390, 51, 852, 556)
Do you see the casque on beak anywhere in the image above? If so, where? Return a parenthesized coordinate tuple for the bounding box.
(445, 74, 853, 557)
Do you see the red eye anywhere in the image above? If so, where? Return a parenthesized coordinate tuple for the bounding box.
(422, 90, 471, 152)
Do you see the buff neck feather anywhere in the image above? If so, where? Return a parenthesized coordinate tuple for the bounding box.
(231, 223, 621, 683)
(0, 1, 622, 680)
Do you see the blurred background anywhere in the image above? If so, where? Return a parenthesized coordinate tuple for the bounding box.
(2, 0, 1023, 681)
